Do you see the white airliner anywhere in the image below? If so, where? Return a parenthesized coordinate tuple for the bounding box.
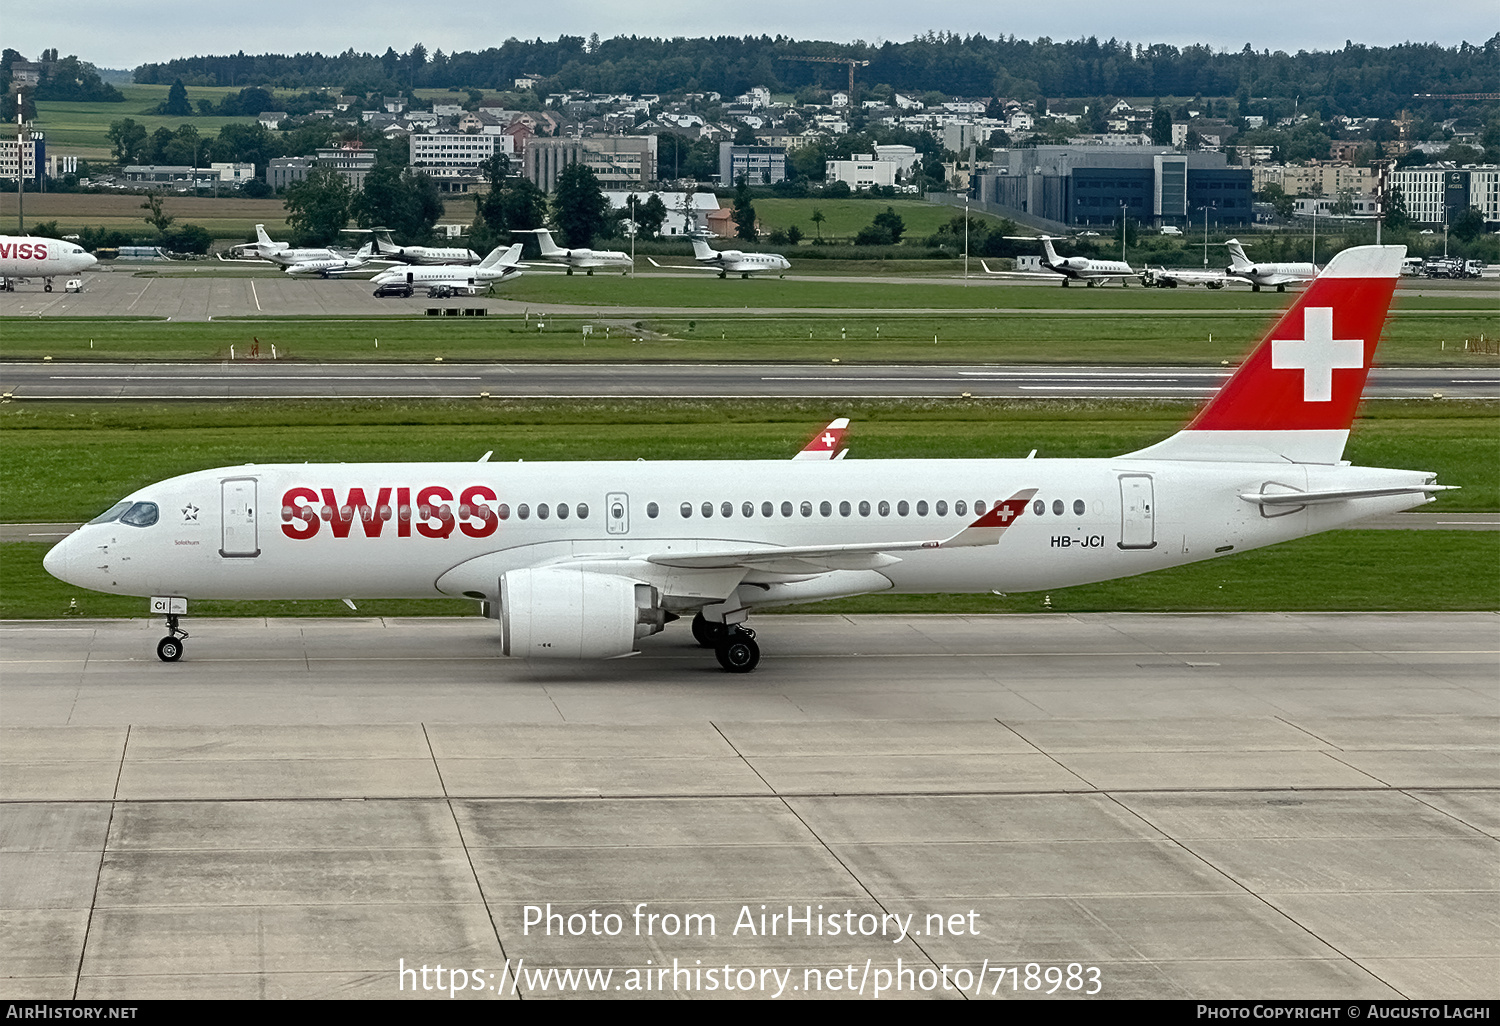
(516, 228, 633, 275)
(43, 246, 1449, 673)
(284, 243, 379, 278)
(352, 228, 481, 266)
(984, 236, 1136, 286)
(0, 235, 98, 291)
(369, 243, 525, 291)
(648, 237, 791, 278)
(1224, 239, 1319, 292)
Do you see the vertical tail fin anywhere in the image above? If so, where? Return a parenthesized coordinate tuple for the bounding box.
(255, 224, 273, 246)
(479, 243, 524, 270)
(792, 418, 850, 461)
(530, 229, 563, 257)
(1225, 239, 1252, 269)
(1040, 237, 1061, 265)
(691, 237, 715, 261)
(1124, 245, 1405, 465)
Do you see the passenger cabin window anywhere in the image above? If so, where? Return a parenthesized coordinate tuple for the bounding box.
(647, 502, 659, 519)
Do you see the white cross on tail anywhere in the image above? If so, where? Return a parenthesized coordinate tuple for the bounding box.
(1270, 307, 1364, 402)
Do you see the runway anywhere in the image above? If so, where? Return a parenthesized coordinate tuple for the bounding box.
(4, 360, 1494, 400)
(2, 613, 1495, 999)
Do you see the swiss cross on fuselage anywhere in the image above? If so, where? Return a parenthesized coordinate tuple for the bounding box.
(1270, 307, 1364, 402)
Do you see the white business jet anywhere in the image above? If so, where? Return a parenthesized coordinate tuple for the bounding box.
(984, 235, 1135, 286)
(515, 228, 632, 275)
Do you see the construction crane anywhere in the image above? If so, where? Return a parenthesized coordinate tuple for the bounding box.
(778, 55, 870, 101)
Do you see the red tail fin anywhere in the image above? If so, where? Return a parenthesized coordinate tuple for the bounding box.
(1126, 245, 1404, 465)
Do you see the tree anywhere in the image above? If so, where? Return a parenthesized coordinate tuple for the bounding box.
(810, 208, 825, 240)
(471, 155, 548, 251)
(163, 79, 191, 117)
(625, 193, 667, 240)
(872, 207, 906, 243)
(1451, 205, 1485, 242)
(284, 168, 352, 245)
(1151, 106, 1172, 146)
(1384, 186, 1409, 231)
(107, 118, 147, 163)
(732, 177, 757, 242)
(353, 164, 444, 242)
(786, 224, 804, 245)
(551, 162, 610, 248)
(140, 194, 175, 235)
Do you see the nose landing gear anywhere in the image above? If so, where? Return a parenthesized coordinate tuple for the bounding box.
(157, 614, 189, 662)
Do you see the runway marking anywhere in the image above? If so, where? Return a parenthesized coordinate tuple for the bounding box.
(50, 375, 484, 381)
(125, 279, 153, 311)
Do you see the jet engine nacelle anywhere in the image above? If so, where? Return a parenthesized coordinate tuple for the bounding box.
(1062, 257, 1089, 270)
(499, 567, 666, 659)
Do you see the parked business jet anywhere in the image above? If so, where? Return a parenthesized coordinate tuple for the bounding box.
(224, 225, 350, 268)
(284, 243, 379, 278)
(352, 228, 480, 266)
(369, 243, 525, 291)
(985, 236, 1136, 286)
(0, 235, 98, 291)
(1224, 239, 1319, 292)
(516, 228, 633, 275)
(648, 237, 791, 278)
(44, 247, 1448, 673)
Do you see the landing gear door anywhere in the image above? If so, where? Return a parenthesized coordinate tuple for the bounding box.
(220, 477, 260, 557)
(605, 492, 629, 535)
(1117, 473, 1156, 550)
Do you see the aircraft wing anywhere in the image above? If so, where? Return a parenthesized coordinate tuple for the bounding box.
(978, 260, 1060, 280)
(645, 490, 1037, 573)
(646, 258, 720, 272)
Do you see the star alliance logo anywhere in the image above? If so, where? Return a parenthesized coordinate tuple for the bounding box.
(182, 503, 199, 522)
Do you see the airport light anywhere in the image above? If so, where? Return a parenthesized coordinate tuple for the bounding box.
(964, 196, 969, 282)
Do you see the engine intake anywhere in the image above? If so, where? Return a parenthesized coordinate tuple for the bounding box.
(500, 567, 664, 659)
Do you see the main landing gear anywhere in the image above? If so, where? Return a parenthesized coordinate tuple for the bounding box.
(157, 614, 189, 662)
(691, 613, 761, 674)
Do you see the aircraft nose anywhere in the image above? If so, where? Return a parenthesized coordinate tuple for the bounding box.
(84, 252, 98, 268)
(42, 534, 76, 584)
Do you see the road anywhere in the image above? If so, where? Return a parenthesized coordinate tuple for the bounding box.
(4, 360, 1494, 400)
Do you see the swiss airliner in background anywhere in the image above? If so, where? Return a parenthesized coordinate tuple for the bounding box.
(0, 235, 97, 291)
(44, 247, 1449, 672)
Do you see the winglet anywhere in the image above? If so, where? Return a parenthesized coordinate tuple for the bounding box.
(936, 489, 1037, 548)
(792, 418, 850, 461)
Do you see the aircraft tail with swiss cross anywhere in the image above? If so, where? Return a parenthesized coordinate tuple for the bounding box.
(1125, 245, 1404, 466)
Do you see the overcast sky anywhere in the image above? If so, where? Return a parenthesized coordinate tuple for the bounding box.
(8, 2, 1493, 71)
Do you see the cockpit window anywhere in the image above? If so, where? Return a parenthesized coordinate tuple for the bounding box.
(87, 501, 133, 525)
(119, 502, 159, 527)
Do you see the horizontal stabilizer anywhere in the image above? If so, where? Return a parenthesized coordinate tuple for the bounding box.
(1240, 484, 1459, 506)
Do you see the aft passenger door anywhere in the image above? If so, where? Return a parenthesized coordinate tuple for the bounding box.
(1117, 474, 1156, 550)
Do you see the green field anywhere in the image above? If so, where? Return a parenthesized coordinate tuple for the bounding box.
(34, 84, 287, 160)
(1, 295, 1492, 366)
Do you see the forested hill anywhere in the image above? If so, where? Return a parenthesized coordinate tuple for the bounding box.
(134, 33, 1500, 116)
